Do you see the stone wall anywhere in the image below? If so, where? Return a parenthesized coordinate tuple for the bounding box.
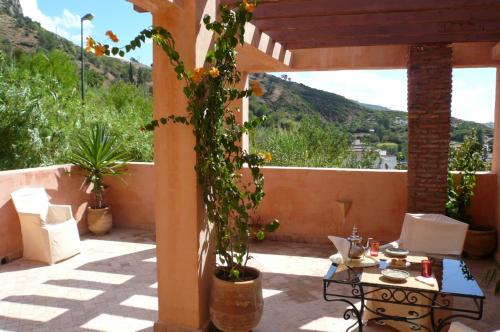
(407, 44, 453, 213)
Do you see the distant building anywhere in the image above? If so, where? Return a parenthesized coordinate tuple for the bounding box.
(394, 117, 407, 126)
(352, 139, 365, 154)
(380, 155, 398, 169)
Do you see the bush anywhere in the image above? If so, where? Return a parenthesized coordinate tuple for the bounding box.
(0, 50, 153, 170)
(250, 116, 378, 168)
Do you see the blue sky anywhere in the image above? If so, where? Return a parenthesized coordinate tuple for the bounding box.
(20, 1, 496, 123)
(273, 69, 496, 123)
(20, 0, 153, 65)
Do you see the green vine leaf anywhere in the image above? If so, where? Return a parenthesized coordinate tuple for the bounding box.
(90, 0, 273, 281)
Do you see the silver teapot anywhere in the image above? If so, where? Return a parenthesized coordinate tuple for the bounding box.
(347, 226, 371, 260)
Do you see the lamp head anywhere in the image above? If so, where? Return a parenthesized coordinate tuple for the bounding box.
(81, 13, 94, 21)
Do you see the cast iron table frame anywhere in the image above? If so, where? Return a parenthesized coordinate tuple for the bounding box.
(323, 262, 484, 332)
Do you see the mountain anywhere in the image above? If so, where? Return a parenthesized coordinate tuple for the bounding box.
(0, 0, 151, 85)
(250, 73, 493, 150)
(359, 103, 398, 112)
(0, 0, 492, 152)
(0, 0, 21, 17)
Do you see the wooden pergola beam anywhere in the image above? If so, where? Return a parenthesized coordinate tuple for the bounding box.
(288, 42, 499, 71)
(283, 32, 500, 49)
(253, 7, 500, 32)
(219, 0, 500, 49)
(493, 42, 500, 60)
(221, 0, 500, 18)
(127, 0, 182, 13)
(236, 21, 292, 72)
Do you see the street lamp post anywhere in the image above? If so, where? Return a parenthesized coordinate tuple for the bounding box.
(80, 13, 94, 103)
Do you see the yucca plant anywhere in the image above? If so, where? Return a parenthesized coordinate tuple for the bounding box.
(69, 123, 129, 209)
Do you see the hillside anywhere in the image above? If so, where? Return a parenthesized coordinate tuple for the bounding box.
(250, 73, 493, 151)
(0, 0, 493, 159)
(0, 0, 151, 85)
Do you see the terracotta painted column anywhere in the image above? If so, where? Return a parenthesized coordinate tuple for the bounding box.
(492, 67, 500, 263)
(152, 1, 215, 331)
(233, 72, 249, 152)
(407, 44, 453, 213)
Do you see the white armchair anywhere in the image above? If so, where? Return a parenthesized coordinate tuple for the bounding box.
(365, 213, 470, 331)
(11, 187, 81, 264)
(381, 213, 469, 255)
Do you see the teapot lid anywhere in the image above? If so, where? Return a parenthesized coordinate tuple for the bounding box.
(347, 225, 362, 242)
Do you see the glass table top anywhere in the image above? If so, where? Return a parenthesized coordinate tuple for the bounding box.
(325, 257, 485, 299)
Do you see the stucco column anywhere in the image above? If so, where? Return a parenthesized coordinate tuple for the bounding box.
(492, 67, 500, 263)
(152, 1, 215, 331)
(407, 44, 453, 213)
(233, 72, 249, 152)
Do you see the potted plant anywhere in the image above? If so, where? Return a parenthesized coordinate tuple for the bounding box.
(446, 129, 496, 257)
(86, 1, 279, 330)
(249, 216, 280, 240)
(69, 123, 129, 235)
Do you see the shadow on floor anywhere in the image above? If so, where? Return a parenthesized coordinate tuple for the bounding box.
(0, 231, 158, 332)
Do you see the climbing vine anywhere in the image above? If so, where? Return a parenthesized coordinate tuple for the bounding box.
(88, 0, 279, 281)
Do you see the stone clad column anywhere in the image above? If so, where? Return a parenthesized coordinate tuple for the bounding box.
(492, 67, 500, 263)
(407, 44, 453, 213)
(152, 1, 215, 331)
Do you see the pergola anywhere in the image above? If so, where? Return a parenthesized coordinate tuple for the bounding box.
(127, 0, 500, 331)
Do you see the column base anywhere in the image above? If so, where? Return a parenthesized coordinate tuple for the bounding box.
(154, 320, 210, 332)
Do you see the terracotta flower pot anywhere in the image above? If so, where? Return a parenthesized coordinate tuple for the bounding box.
(210, 267, 263, 332)
(464, 227, 497, 258)
(87, 207, 112, 235)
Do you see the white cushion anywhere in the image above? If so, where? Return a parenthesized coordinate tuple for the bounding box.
(328, 236, 350, 263)
(11, 187, 80, 264)
(399, 213, 469, 255)
(449, 322, 477, 332)
(11, 187, 49, 218)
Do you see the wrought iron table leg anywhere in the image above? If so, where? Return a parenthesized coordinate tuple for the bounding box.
(333, 298, 363, 332)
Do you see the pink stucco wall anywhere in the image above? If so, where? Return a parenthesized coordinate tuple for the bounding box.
(105, 163, 155, 231)
(251, 167, 497, 244)
(0, 163, 154, 262)
(0, 163, 496, 261)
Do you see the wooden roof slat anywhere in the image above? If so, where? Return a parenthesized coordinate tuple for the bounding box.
(223, 0, 500, 19)
(253, 7, 500, 32)
(285, 33, 500, 49)
(268, 20, 500, 41)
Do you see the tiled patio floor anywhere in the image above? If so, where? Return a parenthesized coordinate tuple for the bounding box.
(1, 229, 499, 332)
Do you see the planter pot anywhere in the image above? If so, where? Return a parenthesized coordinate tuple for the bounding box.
(464, 227, 497, 258)
(210, 267, 263, 332)
(87, 207, 112, 235)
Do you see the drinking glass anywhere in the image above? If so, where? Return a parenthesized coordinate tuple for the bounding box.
(370, 240, 380, 257)
(421, 259, 432, 277)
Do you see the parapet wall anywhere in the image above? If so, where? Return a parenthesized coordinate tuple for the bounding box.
(0, 164, 495, 260)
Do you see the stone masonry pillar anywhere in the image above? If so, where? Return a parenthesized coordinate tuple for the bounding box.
(492, 67, 500, 263)
(407, 44, 453, 213)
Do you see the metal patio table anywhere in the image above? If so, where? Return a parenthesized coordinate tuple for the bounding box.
(323, 257, 485, 332)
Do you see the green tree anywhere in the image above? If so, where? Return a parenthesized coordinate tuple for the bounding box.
(446, 129, 489, 224)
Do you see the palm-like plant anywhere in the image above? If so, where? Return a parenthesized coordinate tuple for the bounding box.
(69, 124, 129, 209)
